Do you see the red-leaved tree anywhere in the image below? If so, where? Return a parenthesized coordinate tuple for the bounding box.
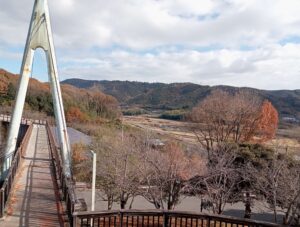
(256, 100, 278, 142)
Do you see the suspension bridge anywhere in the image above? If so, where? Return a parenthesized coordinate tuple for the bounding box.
(0, 0, 283, 226)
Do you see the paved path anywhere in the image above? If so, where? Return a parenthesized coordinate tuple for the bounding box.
(51, 127, 91, 145)
(1, 124, 63, 227)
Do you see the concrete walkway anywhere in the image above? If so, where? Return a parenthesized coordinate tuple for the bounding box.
(1, 124, 63, 227)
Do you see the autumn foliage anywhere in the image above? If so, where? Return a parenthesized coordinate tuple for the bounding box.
(189, 90, 278, 153)
(0, 69, 121, 123)
(72, 142, 88, 164)
(256, 100, 279, 142)
(66, 107, 87, 123)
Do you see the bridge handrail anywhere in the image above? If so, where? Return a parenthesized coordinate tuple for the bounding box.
(0, 123, 33, 218)
(73, 209, 283, 227)
(0, 114, 46, 125)
(46, 123, 77, 226)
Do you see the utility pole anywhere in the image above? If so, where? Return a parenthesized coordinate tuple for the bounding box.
(90, 150, 96, 226)
(90, 150, 96, 212)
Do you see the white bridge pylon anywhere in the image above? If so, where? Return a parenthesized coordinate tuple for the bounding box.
(4, 0, 71, 177)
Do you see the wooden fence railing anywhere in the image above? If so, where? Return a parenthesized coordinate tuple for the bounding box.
(72, 210, 282, 227)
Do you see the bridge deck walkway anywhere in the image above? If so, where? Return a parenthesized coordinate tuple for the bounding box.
(2, 124, 63, 227)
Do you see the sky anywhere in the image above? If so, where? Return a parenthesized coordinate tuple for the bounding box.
(1, 0, 300, 90)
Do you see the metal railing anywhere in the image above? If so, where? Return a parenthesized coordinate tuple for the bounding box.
(73, 210, 282, 227)
(0, 123, 33, 218)
(46, 123, 78, 226)
(0, 115, 11, 123)
(0, 119, 75, 222)
(0, 114, 46, 125)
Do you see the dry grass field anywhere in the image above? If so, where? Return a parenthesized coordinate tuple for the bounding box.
(123, 115, 198, 145)
(124, 115, 300, 157)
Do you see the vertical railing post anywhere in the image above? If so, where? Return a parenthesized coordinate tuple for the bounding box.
(72, 213, 77, 227)
(0, 189, 4, 218)
(163, 212, 169, 227)
(120, 211, 123, 227)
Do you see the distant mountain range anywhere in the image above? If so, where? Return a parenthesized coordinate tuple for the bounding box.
(62, 78, 300, 119)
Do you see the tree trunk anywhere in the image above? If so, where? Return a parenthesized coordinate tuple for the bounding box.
(108, 196, 113, 210)
(167, 201, 172, 210)
(284, 191, 300, 225)
(120, 193, 126, 209)
(274, 209, 277, 223)
(154, 200, 161, 209)
(244, 192, 252, 219)
(218, 198, 222, 214)
(273, 190, 278, 223)
(129, 196, 135, 209)
(120, 200, 126, 209)
(167, 190, 172, 210)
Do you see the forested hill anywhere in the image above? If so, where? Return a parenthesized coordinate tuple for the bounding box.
(62, 78, 300, 119)
(0, 69, 121, 122)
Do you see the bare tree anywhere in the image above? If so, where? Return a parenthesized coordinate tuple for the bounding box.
(188, 90, 273, 158)
(248, 150, 300, 224)
(92, 128, 142, 209)
(139, 141, 204, 210)
(252, 155, 284, 223)
(193, 144, 243, 214)
(280, 161, 300, 225)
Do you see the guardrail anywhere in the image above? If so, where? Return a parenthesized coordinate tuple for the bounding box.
(0, 123, 33, 218)
(46, 123, 78, 226)
(73, 210, 282, 227)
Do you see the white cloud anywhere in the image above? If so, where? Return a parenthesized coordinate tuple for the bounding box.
(1, 0, 300, 89)
(2, 0, 300, 49)
(58, 43, 300, 90)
